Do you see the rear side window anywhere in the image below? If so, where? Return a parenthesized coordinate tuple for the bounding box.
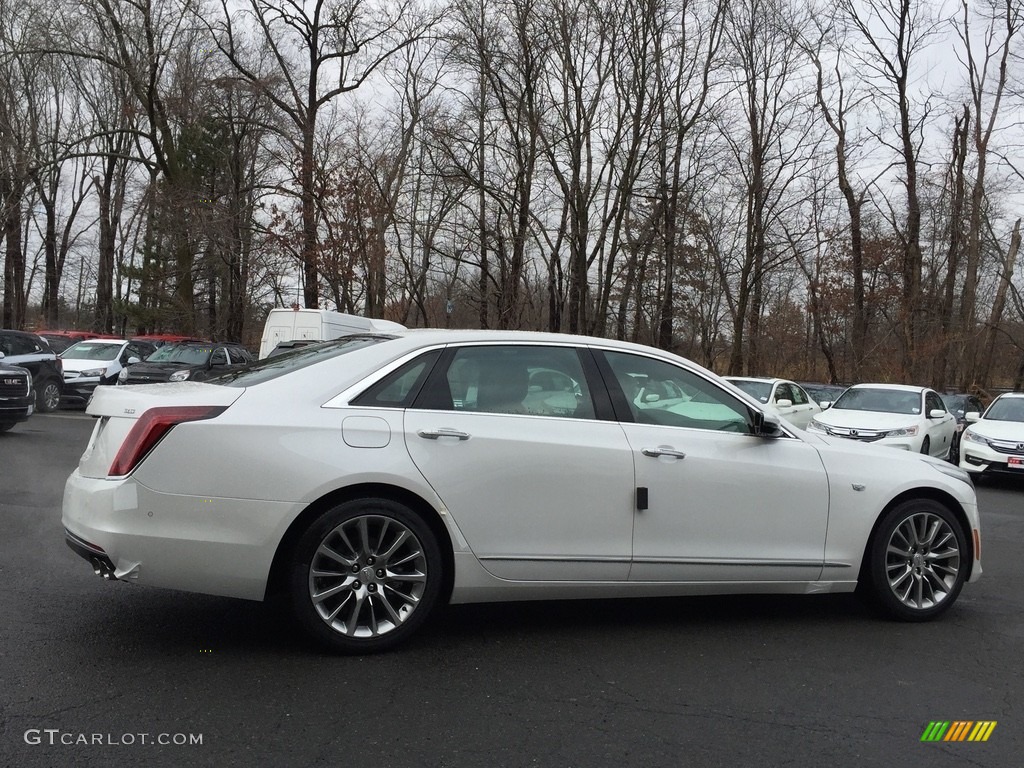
(351, 350, 441, 407)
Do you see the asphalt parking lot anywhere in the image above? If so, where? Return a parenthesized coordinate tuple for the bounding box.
(1, 413, 1021, 767)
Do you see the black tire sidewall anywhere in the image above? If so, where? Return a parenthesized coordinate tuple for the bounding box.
(37, 380, 61, 412)
(288, 498, 444, 653)
(867, 499, 968, 621)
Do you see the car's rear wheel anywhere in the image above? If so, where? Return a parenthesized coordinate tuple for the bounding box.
(36, 379, 62, 412)
(288, 498, 443, 653)
(864, 499, 968, 621)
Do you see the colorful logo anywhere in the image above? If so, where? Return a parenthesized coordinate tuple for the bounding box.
(921, 721, 997, 742)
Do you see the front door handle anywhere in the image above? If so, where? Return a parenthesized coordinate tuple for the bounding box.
(641, 446, 686, 460)
(417, 428, 471, 441)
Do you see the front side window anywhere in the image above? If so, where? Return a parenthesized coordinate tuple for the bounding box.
(925, 392, 945, 414)
(602, 351, 750, 433)
(790, 384, 809, 405)
(417, 345, 596, 419)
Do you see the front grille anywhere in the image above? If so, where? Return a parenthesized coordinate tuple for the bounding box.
(988, 440, 1024, 455)
(0, 375, 29, 397)
(824, 426, 886, 443)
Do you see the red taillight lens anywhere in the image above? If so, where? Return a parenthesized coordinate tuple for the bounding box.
(108, 405, 227, 477)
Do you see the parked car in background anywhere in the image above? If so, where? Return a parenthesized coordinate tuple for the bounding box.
(724, 377, 822, 429)
(63, 331, 981, 654)
(808, 384, 957, 458)
(0, 359, 34, 433)
(959, 392, 1024, 479)
(60, 339, 157, 406)
(118, 341, 253, 384)
(0, 329, 64, 412)
(941, 392, 986, 460)
(798, 382, 848, 409)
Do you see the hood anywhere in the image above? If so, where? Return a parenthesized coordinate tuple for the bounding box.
(61, 356, 119, 374)
(967, 419, 1024, 442)
(814, 408, 923, 430)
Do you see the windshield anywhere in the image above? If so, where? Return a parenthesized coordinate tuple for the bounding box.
(983, 398, 1024, 422)
(207, 335, 396, 386)
(831, 388, 923, 415)
(728, 380, 771, 402)
(146, 345, 214, 365)
(62, 342, 122, 361)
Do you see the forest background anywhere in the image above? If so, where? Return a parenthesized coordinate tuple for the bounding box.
(1, 0, 1022, 390)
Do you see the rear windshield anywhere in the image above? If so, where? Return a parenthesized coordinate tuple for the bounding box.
(207, 335, 396, 387)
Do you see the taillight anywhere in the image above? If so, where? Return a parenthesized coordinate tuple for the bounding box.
(108, 405, 227, 477)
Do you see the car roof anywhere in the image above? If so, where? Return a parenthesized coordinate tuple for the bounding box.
(724, 376, 785, 384)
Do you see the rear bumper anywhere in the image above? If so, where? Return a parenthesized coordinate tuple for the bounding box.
(62, 469, 295, 600)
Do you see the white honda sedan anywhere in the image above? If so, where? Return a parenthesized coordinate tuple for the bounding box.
(959, 392, 1024, 479)
(807, 383, 957, 459)
(63, 331, 982, 653)
(723, 377, 822, 430)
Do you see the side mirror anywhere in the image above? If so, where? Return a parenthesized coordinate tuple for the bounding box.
(965, 411, 981, 423)
(127, 357, 141, 365)
(928, 409, 946, 419)
(753, 410, 783, 438)
(0, 351, 4, 359)
(775, 398, 793, 407)
(818, 401, 831, 409)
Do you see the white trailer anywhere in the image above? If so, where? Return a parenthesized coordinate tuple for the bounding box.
(258, 308, 406, 359)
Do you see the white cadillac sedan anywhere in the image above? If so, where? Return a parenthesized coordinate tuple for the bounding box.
(723, 377, 822, 430)
(807, 383, 957, 459)
(959, 392, 1024, 479)
(63, 331, 982, 653)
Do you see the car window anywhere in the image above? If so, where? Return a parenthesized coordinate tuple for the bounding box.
(63, 342, 121, 360)
(602, 351, 750, 433)
(418, 345, 595, 419)
(211, 348, 229, 365)
(983, 397, 1024, 422)
(790, 384, 809, 405)
(1, 333, 37, 356)
(729, 379, 771, 402)
(832, 388, 922, 415)
(774, 383, 794, 404)
(353, 351, 441, 408)
(925, 392, 945, 413)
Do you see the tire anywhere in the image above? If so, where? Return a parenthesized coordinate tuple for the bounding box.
(36, 379, 62, 412)
(288, 498, 444, 653)
(920, 436, 930, 456)
(862, 499, 968, 621)
(0, 423, 14, 433)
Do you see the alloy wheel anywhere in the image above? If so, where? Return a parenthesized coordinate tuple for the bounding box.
(884, 511, 961, 610)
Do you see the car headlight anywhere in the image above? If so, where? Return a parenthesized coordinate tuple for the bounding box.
(169, 370, 192, 382)
(922, 456, 973, 486)
(884, 425, 919, 437)
(80, 368, 105, 378)
(807, 419, 827, 433)
(962, 429, 988, 445)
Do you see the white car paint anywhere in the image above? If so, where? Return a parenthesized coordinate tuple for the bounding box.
(724, 377, 823, 430)
(807, 383, 957, 458)
(959, 392, 1024, 477)
(62, 331, 982, 650)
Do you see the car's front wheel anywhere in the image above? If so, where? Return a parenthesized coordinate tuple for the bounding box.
(36, 379, 62, 412)
(288, 498, 444, 653)
(920, 436, 930, 455)
(863, 499, 968, 621)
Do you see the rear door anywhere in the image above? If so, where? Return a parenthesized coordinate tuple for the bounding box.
(403, 343, 636, 581)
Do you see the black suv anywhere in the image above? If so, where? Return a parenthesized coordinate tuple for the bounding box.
(0, 360, 34, 432)
(119, 341, 254, 384)
(0, 329, 64, 412)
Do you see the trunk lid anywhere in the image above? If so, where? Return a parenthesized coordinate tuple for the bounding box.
(78, 383, 243, 479)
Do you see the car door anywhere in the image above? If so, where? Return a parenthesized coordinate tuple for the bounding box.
(924, 390, 956, 457)
(597, 350, 830, 583)
(402, 344, 636, 582)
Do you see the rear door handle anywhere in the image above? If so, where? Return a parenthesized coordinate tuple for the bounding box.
(417, 428, 471, 441)
(641, 446, 686, 460)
